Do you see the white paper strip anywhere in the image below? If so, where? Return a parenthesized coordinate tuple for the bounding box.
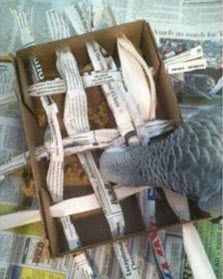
(10, 10, 34, 48)
(113, 241, 139, 278)
(46, 9, 70, 41)
(162, 183, 216, 279)
(0, 186, 149, 231)
(91, 0, 104, 30)
(162, 188, 190, 221)
(60, 215, 80, 248)
(28, 78, 66, 96)
(106, 4, 118, 26)
(166, 58, 207, 74)
(30, 57, 65, 202)
(62, 129, 119, 147)
(137, 187, 155, 229)
(45, 20, 97, 277)
(74, 253, 96, 279)
(41, 99, 64, 202)
(182, 223, 216, 279)
(164, 45, 204, 65)
(83, 69, 123, 88)
(28, 70, 123, 97)
(65, 4, 91, 34)
(52, 185, 149, 218)
(0, 209, 41, 230)
(30, 57, 80, 251)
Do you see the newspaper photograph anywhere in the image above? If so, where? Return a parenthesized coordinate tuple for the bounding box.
(158, 38, 222, 98)
(151, 22, 222, 102)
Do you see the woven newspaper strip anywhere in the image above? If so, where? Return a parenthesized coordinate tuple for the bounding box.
(29, 57, 80, 250)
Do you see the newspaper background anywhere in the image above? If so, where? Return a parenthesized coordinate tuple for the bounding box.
(0, 0, 222, 278)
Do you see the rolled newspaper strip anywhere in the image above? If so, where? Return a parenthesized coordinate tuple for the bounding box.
(30, 57, 80, 251)
(164, 45, 207, 74)
(164, 45, 204, 65)
(65, 4, 91, 34)
(46, 9, 70, 41)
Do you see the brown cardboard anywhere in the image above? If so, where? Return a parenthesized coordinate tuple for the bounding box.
(14, 20, 209, 257)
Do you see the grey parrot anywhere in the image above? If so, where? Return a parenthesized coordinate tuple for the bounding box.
(100, 107, 222, 217)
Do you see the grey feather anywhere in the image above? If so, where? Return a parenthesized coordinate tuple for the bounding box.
(100, 107, 222, 217)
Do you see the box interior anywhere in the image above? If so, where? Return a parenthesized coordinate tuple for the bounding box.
(15, 20, 209, 257)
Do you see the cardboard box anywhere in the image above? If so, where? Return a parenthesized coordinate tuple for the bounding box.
(14, 20, 209, 257)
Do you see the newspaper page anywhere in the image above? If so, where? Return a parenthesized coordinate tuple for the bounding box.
(0, 176, 24, 209)
(0, 231, 73, 279)
(0, 58, 28, 220)
(111, 0, 222, 26)
(0, 1, 222, 52)
(0, 115, 26, 165)
(110, 0, 184, 24)
(0, 0, 90, 53)
(0, 226, 187, 279)
(0, 115, 28, 226)
(180, 1, 222, 24)
(0, 62, 17, 106)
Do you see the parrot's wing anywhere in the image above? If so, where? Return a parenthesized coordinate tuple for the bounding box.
(198, 178, 222, 217)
